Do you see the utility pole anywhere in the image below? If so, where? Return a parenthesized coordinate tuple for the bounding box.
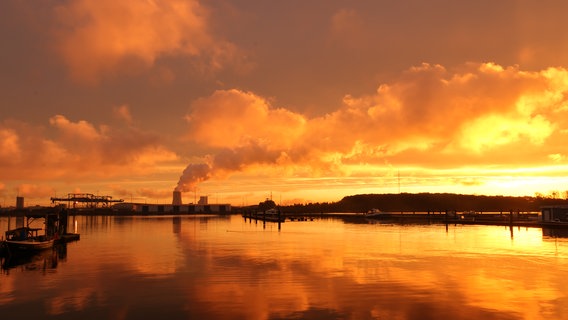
(398, 170, 401, 194)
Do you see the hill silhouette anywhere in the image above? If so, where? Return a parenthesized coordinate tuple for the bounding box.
(279, 193, 568, 213)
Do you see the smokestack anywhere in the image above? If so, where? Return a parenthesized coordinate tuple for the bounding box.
(16, 196, 24, 209)
(172, 191, 182, 205)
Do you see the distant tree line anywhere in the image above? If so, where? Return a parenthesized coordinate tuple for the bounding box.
(272, 193, 568, 214)
(534, 190, 568, 200)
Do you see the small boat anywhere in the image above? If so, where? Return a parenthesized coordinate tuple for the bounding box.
(365, 209, 391, 218)
(3, 227, 54, 253)
(262, 208, 286, 222)
(245, 208, 286, 222)
(242, 198, 286, 223)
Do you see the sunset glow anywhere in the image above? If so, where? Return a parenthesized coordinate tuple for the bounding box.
(2, 1, 568, 205)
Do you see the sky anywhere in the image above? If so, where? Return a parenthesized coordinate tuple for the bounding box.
(2, 0, 568, 206)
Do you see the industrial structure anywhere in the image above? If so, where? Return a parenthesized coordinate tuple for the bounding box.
(16, 196, 24, 209)
(172, 190, 182, 206)
(4, 192, 230, 215)
(129, 202, 231, 214)
(50, 193, 124, 208)
(112, 191, 231, 214)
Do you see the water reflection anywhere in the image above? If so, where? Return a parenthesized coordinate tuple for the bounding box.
(1, 244, 69, 273)
(172, 216, 181, 234)
(543, 227, 568, 238)
(0, 215, 567, 319)
(169, 217, 568, 319)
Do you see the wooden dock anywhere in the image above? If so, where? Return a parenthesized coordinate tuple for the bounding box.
(242, 211, 285, 223)
(275, 211, 554, 228)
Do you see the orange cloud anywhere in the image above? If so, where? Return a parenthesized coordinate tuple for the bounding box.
(177, 90, 311, 191)
(53, 0, 238, 84)
(0, 116, 178, 183)
(180, 63, 568, 188)
(16, 184, 56, 199)
(50, 115, 102, 142)
(113, 104, 133, 124)
(304, 63, 567, 166)
(0, 128, 22, 165)
(186, 89, 306, 149)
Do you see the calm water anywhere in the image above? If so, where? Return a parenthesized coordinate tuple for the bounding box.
(1, 214, 568, 320)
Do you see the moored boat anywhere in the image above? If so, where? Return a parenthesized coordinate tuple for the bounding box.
(242, 198, 286, 223)
(244, 208, 286, 222)
(365, 209, 391, 218)
(3, 227, 54, 253)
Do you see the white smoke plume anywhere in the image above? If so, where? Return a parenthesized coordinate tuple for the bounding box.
(175, 163, 212, 192)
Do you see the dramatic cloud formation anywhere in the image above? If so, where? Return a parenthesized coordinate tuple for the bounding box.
(185, 90, 306, 149)
(178, 63, 568, 192)
(4, 1, 568, 204)
(53, 0, 238, 83)
(0, 115, 177, 183)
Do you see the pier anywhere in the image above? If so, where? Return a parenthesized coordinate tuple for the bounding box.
(293, 211, 544, 227)
(243, 210, 543, 226)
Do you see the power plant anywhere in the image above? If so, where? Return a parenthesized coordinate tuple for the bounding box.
(4, 191, 231, 215)
(114, 190, 230, 214)
(172, 191, 182, 205)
